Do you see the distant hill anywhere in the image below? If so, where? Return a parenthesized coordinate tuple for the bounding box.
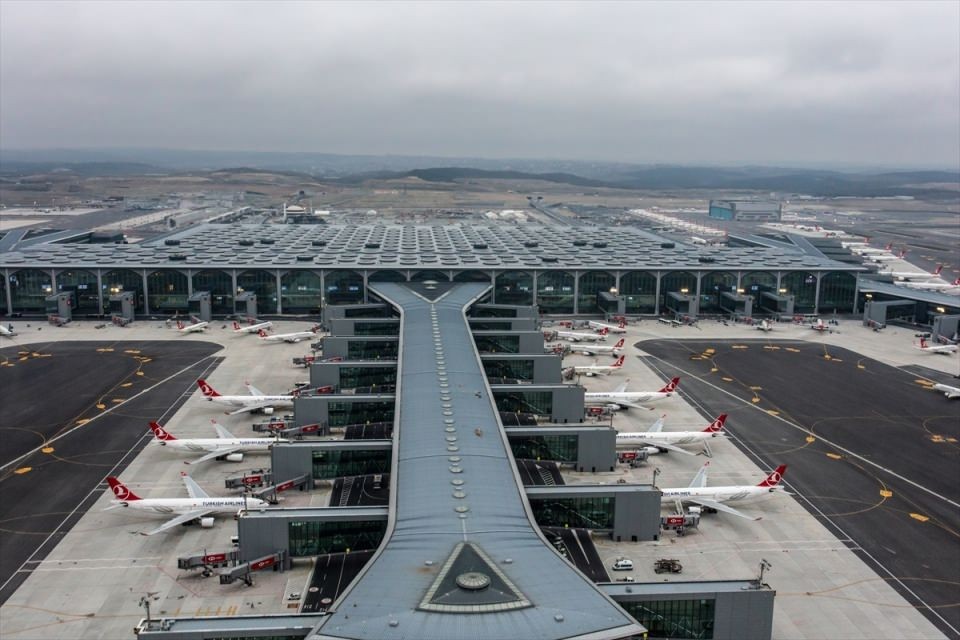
(340, 167, 610, 188)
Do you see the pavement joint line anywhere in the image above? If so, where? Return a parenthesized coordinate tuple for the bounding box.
(641, 350, 960, 511)
(641, 348, 960, 636)
(0, 355, 222, 600)
(0, 353, 221, 474)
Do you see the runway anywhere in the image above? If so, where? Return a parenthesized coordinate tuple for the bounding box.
(639, 338, 960, 637)
(0, 341, 223, 604)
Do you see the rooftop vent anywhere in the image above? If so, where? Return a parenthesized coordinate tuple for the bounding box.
(523, 241, 539, 248)
(592, 242, 607, 248)
(163, 239, 181, 246)
(260, 238, 275, 245)
(660, 242, 675, 249)
(312, 240, 327, 247)
(572, 240, 587, 246)
(239, 239, 254, 246)
(296, 255, 314, 262)
(168, 253, 187, 261)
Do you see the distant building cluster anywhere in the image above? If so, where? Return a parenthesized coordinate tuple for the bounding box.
(709, 200, 782, 222)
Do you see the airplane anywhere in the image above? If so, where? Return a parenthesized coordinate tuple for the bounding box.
(571, 355, 625, 376)
(584, 377, 680, 410)
(232, 320, 274, 334)
(148, 420, 290, 465)
(896, 277, 960, 292)
(105, 474, 269, 536)
(588, 319, 627, 334)
(555, 327, 608, 343)
(615, 414, 727, 457)
(849, 242, 893, 256)
(258, 327, 317, 343)
(196, 379, 296, 415)
(879, 264, 943, 281)
(177, 319, 209, 334)
(865, 250, 905, 263)
(932, 383, 960, 399)
(755, 320, 773, 332)
(810, 319, 830, 332)
(660, 462, 789, 521)
(570, 338, 625, 357)
(914, 337, 958, 355)
(0, 325, 15, 338)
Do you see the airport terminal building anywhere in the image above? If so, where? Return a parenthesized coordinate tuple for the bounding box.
(0, 223, 864, 320)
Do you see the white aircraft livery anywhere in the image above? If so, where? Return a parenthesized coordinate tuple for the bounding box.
(149, 420, 290, 465)
(258, 328, 317, 343)
(880, 264, 943, 281)
(570, 338, 625, 357)
(177, 319, 209, 334)
(915, 337, 958, 355)
(572, 355, 625, 376)
(555, 327, 608, 342)
(233, 320, 274, 334)
(588, 319, 627, 334)
(615, 414, 727, 456)
(584, 377, 680, 410)
(660, 463, 789, 521)
(932, 383, 960, 399)
(106, 474, 269, 535)
(196, 379, 296, 415)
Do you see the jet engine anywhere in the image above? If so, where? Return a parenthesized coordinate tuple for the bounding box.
(199, 517, 215, 528)
(262, 407, 274, 415)
(225, 452, 244, 463)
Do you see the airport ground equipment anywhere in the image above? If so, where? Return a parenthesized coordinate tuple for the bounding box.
(218, 550, 287, 586)
(654, 558, 683, 574)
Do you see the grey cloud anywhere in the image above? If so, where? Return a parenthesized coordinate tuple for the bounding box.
(1, 0, 957, 168)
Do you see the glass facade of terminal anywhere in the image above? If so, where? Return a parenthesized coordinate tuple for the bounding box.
(474, 334, 520, 354)
(578, 271, 616, 314)
(509, 434, 578, 462)
(56, 269, 99, 315)
(699, 272, 736, 314)
(311, 448, 391, 480)
(339, 366, 397, 389)
(288, 519, 386, 556)
(529, 495, 614, 529)
(494, 390, 553, 416)
(327, 401, 395, 428)
(347, 340, 398, 360)
(237, 269, 278, 314)
(192, 269, 234, 315)
(353, 321, 400, 336)
(147, 270, 189, 312)
(620, 598, 716, 639)
(818, 271, 856, 313)
(326, 270, 364, 304)
(280, 270, 323, 313)
(102, 269, 145, 313)
(620, 271, 657, 314)
(660, 271, 698, 310)
(536, 271, 575, 314)
(780, 271, 817, 314)
(483, 359, 535, 381)
(494, 271, 534, 306)
(8, 269, 52, 313)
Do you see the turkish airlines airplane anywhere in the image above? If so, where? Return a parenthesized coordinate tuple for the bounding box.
(810, 319, 829, 332)
(584, 377, 680, 410)
(616, 414, 727, 457)
(570, 338, 625, 357)
(755, 320, 773, 332)
(105, 474, 269, 536)
(896, 277, 960, 292)
(660, 462, 789, 521)
(865, 250, 905, 263)
(932, 383, 960, 399)
(0, 325, 15, 338)
(177, 319, 209, 334)
(588, 319, 627, 334)
(258, 327, 317, 343)
(233, 320, 274, 334)
(849, 242, 893, 256)
(914, 337, 958, 355)
(149, 420, 290, 465)
(572, 355, 625, 376)
(556, 327, 608, 343)
(196, 379, 296, 415)
(879, 264, 943, 281)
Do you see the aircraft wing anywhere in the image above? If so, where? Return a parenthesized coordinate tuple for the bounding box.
(181, 474, 210, 499)
(688, 498, 761, 521)
(647, 441, 697, 456)
(142, 509, 214, 536)
(613, 380, 629, 394)
(226, 401, 274, 416)
(647, 416, 666, 432)
(245, 382, 266, 396)
(185, 446, 243, 466)
(212, 421, 235, 439)
(612, 399, 652, 410)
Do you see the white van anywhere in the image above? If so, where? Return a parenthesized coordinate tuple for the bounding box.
(611, 558, 634, 571)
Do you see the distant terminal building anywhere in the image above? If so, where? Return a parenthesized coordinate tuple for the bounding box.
(709, 200, 782, 222)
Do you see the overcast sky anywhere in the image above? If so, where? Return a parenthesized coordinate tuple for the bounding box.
(1, 1, 958, 168)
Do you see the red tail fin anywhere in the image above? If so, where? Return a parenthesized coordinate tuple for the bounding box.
(197, 379, 221, 397)
(149, 421, 176, 441)
(614, 338, 625, 349)
(176, 320, 184, 330)
(757, 465, 787, 487)
(933, 264, 943, 276)
(953, 278, 960, 286)
(618, 319, 626, 329)
(107, 477, 142, 501)
(600, 327, 609, 336)
(232, 321, 241, 330)
(612, 355, 625, 367)
(704, 414, 727, 432)
(920, 337, 927, 348)
(258, 329, 268, 338)
(659, 377, 680, 393)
